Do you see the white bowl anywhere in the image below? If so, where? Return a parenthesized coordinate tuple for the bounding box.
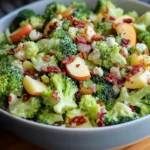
(0, 0, 150, 150)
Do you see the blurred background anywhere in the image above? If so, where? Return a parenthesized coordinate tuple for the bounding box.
(0, 0, 150, 18)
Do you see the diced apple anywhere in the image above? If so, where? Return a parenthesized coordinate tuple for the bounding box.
(66, 57, 91, 81)
(130, 53, 150, 66)
(113, 15, 134, 25)
(9, 24, 32, 43)
(23, 75, 48, 96)
(113, 23, 136, 46)
(124, 70, 150, 89)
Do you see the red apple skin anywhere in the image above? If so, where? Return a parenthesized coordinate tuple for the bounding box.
(9, 24, 32, 43)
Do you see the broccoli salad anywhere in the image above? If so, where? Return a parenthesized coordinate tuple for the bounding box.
(0, 0, 150, 128)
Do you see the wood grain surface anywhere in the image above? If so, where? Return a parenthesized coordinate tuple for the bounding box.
(0, 128, 150, 150)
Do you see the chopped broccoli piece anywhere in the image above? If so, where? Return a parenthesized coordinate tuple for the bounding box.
(9, 97, 41, 119)
(31, 53, 58, 71)
(94, 0, 115, 14)
(70, 1, 92, 20)
(79, 95, 101, 119)
(62, 19, 72, 31)
(41, 74, 78, 114)
(95, 41, 127, 69)
(29, 15, 45, 30)
(109, 8, 124, 18)
(37, 108, 64, 125)
(17, 41, 39, 60)
(91, 70, 118, 111)
(10, 9, 35, 32)
(0, 33, 7, 44)
(0, 94, 8, 110)
(138, 31, 150, 50)
(44, 2, 66, 22)
(0, 56, 24, 96)
(117, 86, 150, 117)
(104, 102, 137, 126)
(95, 21, 113, 35)
(126, 11, 139, 20)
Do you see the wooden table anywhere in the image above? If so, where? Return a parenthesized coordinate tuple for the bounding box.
(0, 128, 150, 150)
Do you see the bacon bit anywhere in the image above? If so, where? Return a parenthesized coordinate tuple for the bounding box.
(123, 18, 133, 23)
(7, 50, 14, 55)
(67, 15, 74, 22)
(49, 51, 56, 56)
(23, 93, 30, 102)
(90, 70, 95, 76)
(76, 64, 80, 68)
(52, 91, 60, 102)
(104, 73, 116, 83)
(121, 38, 130, 47)
(47, 66, 61, 73)
(79, 52, 87, 59)
(69, 115, 87, 126)
(76, 36, 87, 44)
(109, 16, 116, 21)
(91, 35, 105, 42)
(129, 105, 134, 112)
(47, 22, 59, 35)
(24, 70, 35, 76)
(72, 19, 85, 28)
(97, 101, 104, 107)
(8, 95, 12, 102)
(61, 56, 76, 64)
(43, 54, 50, 62)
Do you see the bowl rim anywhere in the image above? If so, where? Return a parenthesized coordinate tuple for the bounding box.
(0, 0, 150, 131)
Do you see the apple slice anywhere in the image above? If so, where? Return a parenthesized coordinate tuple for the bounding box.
(113, 15, 134, 25)
(66, 57, 91, 81)
(114, 23, 136, 46)
(9, 24, 32, 43)
(23, 75, 48, 96)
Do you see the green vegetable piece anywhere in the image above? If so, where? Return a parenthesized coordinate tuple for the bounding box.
(9, 97, 41, 119)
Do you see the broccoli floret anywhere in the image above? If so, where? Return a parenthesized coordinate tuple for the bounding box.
(79, 95, 101, 119)
(91, 72, 118, 111)
(0, 94, 8, 110)
(16, 41, 39, 60)
(95, 21, 113, 35)
(44, 2, 66, 21)
(95, 41, 127, 69)
(49, 29, 77, 60)
(31, 53, 58, 71)
(62, 19, 72, 31)
(0, 56, 24, 96)
(117, 86, 150, 117)
(29, 15, 45, 30)
(10, 9, 35, 32)
(9, 96, 41, 119)
(0, 33, 7, 45)
(37, 108, 64, 125)
(138, 32, 150, 50)
(104, 102, 137, 126)
(41, 74, 78, 114)
(94, 0, 115, 14)
(70, 1, 92, 20)
(126, 11, 139, 20)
